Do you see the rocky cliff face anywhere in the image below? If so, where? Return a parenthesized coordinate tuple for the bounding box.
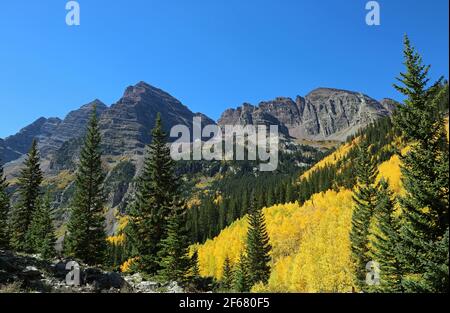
(99, 81, 214, 156)
(218, 88, 392, 141)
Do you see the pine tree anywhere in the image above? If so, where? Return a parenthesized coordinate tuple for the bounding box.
(285, 181, 294, 203)
(158, 200, 191, 283)
(9, 140, 43, 252)
(246, 192, 271, 286)
(190, 249, 200, 279)
(126, 113, 178, 274)
(414, 228, 449, 293)
(350, 139, 378, 290)
(393, 36, 449, 292)
(234, 251, 251, 292)
(64, 107, 107, 265)
(222, 256, 234, 290)
(0, 160, 10, 249)
(27, 194, 57, 259)
(370, 179, 403, 292)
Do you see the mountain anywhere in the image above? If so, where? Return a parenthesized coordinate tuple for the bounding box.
(379, 98, 400, 114)
(1, 117, 62, 163)
(1, 83, 394, 166)
(99, 81, 215, 156)
(0, 82, 398, 240)
(218, 88, 391, 141)
(1, 82, 215, 168)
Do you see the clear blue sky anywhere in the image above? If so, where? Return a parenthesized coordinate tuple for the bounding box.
(0, 0, 448, 138)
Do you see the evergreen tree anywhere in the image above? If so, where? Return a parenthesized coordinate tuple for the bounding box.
(222, 256, 234, 290)
(370, 179, 403, 292)
(350, 139, 378, 290)
(64, 107, 107, 265)
(285, 181, 294, 203)
(9, 140, 42, 252)
(190, 249, 201, 279)
(0, 161, 10, 249)
(127, 113, 178, 274)
(246, 192, 272, 286)
(27, 194, 56, 259)
(158, 200, 191, 283)
(412, 228, 449, 293)
(393, 36, 449, 292)
(234, 251, 251, 292)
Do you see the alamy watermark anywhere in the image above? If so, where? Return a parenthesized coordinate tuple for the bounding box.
(366, 1, 381, 26)
(169, 117, 279, 171)
(66, 1, 80, 26)
(365, 260, 381, 286)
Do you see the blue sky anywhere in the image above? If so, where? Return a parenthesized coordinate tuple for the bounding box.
(0, 0, 448, 138)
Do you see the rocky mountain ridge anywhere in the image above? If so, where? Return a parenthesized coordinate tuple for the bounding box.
(1, 82, 397, 166)
(218, 87, 395, 141)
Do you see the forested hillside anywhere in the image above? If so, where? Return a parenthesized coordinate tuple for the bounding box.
(192, 37, 449, 293)
(193, 140, 405, 292)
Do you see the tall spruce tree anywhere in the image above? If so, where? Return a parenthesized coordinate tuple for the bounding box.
(350, 139, 379, 290)
(158, 200, 191, 283)
(126, 113, 178, 274)
(190, 249, 200, 279)
(64, 107, 107, 265)
(393, 36, 449, 292)
(370, 179, 403, 292)
(27, 194, 57, 259)
(246, 192, 272, 286)
(222, 256, 234, 290)
(234, 251, 251, 292)
(9, 140, 42, 252)
(0, 161, 10, 249)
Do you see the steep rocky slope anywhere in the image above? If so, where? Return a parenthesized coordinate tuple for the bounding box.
(218, 88, 392, 141)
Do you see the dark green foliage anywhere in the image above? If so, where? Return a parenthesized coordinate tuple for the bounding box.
(370, 180, 403, 292)
(393, 36, 449, 292)
(233, 252, 251, 292)
(158, 201, 191, 283)
(246, 193, 271, 286)
(190, 249, 200, 279)
(350, 139, 379, 290)
(222, 256, 234, 290)
(407, 228, 448, 293)
(27, 195, 56, 259)
(126, 113, 179, 274)
(0, 161, 10, 249)
(9, 140, 43, 252)
(64, 108, 107, 265)
(184, 147, 320, 244)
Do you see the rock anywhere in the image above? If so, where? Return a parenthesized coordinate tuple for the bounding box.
(133, 281, 160, 293)
(218, 87, 392, 142)
(124, 273, 143, 284)
(166, 281, 184, 293)
(21, 266, 42, 280)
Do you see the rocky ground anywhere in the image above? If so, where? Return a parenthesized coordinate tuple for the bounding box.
(0, 250, 184, 293)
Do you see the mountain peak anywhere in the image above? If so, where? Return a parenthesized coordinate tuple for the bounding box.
(306, 87, 360, 98)
(80, 99, 107, 110)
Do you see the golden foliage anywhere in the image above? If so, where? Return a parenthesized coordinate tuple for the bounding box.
(187, 196, 202, 209)
(42, 170, 75, 190)
(194, 137, 412, 292)
(377, 154, 403, 194)
(194, 189, 356, 292)
(120, 257, 139, 273)
(106, 215, 129, 246)
(300, 139, 357, 180)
